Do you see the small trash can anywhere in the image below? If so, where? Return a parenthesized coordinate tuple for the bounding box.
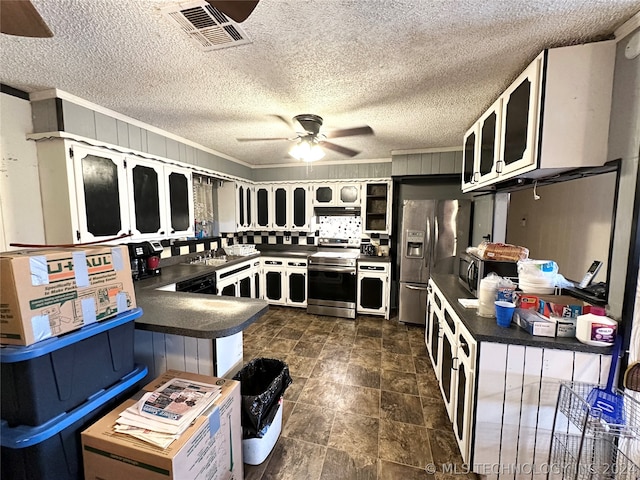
(233, 358, 292, 465)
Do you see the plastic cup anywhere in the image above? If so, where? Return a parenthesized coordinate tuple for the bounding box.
(495, 301, 516, 327)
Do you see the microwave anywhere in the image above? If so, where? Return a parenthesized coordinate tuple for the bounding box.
(458, 253, 519, 296)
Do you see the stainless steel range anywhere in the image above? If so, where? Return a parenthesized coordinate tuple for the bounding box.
(307, 241, 360, 319)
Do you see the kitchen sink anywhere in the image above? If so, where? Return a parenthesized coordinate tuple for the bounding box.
(185, 257, 228, 266)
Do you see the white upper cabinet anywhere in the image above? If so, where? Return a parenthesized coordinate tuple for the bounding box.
(289, 184, 312, 231)
(127, 157, 166, 239)
(254, 185, 271, 230)
(462, 40, 615, 192)
(312, 183, 337, 206)
(163, 164, 194, 238)
(128, 159, 195, 240)
(216, 180, 253, 233)
(313, 183, 362, 207)
(252, 183, 312, 231)
(37, 140, 130, 244)
(336, 183, 361, 207)
(498, 59, 542, 178)
(72, 144, 130, 243)
(38, 140, 195, 243)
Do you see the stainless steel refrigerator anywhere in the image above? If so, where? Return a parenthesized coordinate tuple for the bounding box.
(399, 199, 471, 325)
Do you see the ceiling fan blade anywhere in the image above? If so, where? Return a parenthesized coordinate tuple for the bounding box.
(272, 114, 294, 130)
(320, 141, 360, 157)
(1, 0, 53, 38)
(236, 137, 291, 142)
(325, 125, 373, 139)
(207, 1, 259, 23)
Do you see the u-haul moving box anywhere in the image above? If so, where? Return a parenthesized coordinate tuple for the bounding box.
(82, 370, 243, 480)
(0, 245, 136, 346)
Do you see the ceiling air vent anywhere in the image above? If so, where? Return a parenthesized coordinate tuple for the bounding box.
(161, 1, 251, 51)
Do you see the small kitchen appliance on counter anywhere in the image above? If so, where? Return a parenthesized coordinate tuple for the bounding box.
(127, 241, 163, 281)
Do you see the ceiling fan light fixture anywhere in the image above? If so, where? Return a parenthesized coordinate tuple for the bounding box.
(289, 138, 325, 162)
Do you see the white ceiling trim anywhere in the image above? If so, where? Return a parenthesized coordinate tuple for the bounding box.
(251, 157, 392, 169)
(391, 146, 462, 155)
(615, 10, 640, 40)
(25, 131, 247, 183)
(28, 88, 250, 168)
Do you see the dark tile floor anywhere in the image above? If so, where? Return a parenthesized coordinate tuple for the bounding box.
(241, 306, 478, 480)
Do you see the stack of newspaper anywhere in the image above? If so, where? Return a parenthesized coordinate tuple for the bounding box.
(114, 377, 222, 448)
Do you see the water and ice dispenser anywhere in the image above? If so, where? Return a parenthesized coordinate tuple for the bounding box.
(405, 230, 425, 258)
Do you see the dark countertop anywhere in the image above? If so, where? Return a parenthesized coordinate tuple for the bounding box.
(431, 274, 612, 354)
(256, 244, 391, 263)
(133, 254, 267, 339)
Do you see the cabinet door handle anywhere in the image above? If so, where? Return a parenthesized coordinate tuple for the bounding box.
(452, 356, 459, 370)
(496, 160, 504, 173)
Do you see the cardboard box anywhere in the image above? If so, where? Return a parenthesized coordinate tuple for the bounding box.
(82, 370, 243, 480)
(515, 293, 540, 310)
(0, 245, 135, 346)
(536, 295, 590, 319)
(513, 308, 556, 337)
(553, 315, 577, 338)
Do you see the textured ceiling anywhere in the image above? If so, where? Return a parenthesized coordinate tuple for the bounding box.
(1, 0, 639, 167)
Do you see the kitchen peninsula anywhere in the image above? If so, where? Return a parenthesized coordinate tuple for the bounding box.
(131, 254, 269, 381)
(427, 273, 613, 476)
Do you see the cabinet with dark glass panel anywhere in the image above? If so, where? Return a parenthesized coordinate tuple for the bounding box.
(462, 42, 615, 192)
(128, 159, 194, 240)
(38, 140, 195, 243)
(286, 260, 307, 307)
(236, 182, 253, 230)
(255, 185, 271, 230)
(71, 144, 130, 243)
(461, 125, 477, 191)
(261, 258, 286, 305)
(363, 181, 391, 234)
(163, 165, 194, 238)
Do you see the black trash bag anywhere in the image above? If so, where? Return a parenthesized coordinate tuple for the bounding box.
(233, 357, 292, 439)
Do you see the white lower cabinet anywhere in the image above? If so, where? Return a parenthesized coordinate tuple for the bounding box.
(472, 343, 611, 479)
(261, 257, 286, 305)
(261, 257, 308, 307)
(286, 259, 307, 307)
(426, 278, 610, 476)
(426, 279, 445, 371)
(356, 261, 390, 318)
(134, 330, 243, 382)
(427, 279, 477, 461)
(216, 259, 254, 297)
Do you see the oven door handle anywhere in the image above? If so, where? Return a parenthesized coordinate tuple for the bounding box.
(309, 265, 356, 274)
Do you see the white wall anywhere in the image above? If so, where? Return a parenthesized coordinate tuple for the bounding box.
(607, 25, 640, 318)
(0, 92, 45, 250)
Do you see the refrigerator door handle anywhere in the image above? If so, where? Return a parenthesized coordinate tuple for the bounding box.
(405, 284, 429, 291)
(425, 217, 431, 268)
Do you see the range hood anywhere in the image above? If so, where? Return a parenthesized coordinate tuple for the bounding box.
(314, 206, 361, 216)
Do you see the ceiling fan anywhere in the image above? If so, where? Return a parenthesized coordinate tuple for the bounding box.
(237, 114, 374, 161)
(0, 0, 259, 38)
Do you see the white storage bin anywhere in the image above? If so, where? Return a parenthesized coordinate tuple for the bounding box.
(242, 400, 283, 465)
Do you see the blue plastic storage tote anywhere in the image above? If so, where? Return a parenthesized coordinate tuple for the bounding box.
(1, 364, 147, 480)
(1, 307, 142, 426)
